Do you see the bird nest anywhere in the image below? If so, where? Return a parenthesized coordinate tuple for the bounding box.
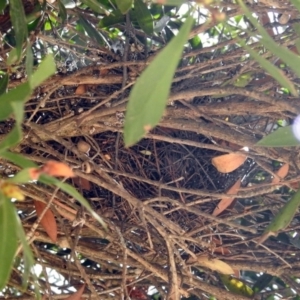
(3, 9, 300, 300)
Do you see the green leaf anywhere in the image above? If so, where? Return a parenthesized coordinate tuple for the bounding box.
(9, 0, 28, 60)
(238, 40, 297, 95)
(0, 102, 24, 150)
(0, 197, 18, 290)
(238, 0, 300, 85)
(81, 0, 109, 14)
(133, 0, 153, 35)
(124, 16, 193, 147)
(0, 0, 7, 12)
(30, 54, 56, 89)
(115, 0, 132, 14)
(257, 125, 299, 147)
(25, 44, 33, 79)
(263, 189, 300, 238)
(153, 0, 186, 5)
(0, 82, 31, 121)
(78, 14, 104, 46)
(7, 48, 19, 66)
(290, 0, 300, 11)
(0, 74, 8, 96)
(39, 175, 108, 230)
(99, 10, 125, 28)
(0, 151, 37, 168)
(58, 0, 67, 22)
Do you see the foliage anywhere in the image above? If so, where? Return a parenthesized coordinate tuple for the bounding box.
(1, 0, 300, 299)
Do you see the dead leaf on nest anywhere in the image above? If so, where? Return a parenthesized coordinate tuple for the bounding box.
(212, 153, 247, 173)
(272, 163, 289, 184)
(213, 178, 241, 216)
(187, 254, 234, 275)
(75, 84, 86, 95)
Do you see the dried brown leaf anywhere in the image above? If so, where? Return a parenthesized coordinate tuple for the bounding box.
(34, 200, 57, 243)
(212, 178, 241, 216)
(188, 255, 234, 275)
(272, 163, 289, 184)
(64, 284, 85, 300)
(212, 153, 247, 173)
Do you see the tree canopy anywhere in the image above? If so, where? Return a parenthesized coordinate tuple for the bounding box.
(1, 0, 300, 299)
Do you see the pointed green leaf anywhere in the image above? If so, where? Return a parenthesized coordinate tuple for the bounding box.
(26, 44, 33, 79)
(30, 54, 56, 89)
(264, 188, 300, 237)
(81, 0, 109, 14)
(78, 14, 104, 46)
(134, 0, 153, 35)
(9, 0, 28, 60)
(0, 82, 31, 121)
(0, 74, 8, 96)
(99, 10, 125, 28)
(7, 48, 19, 66)
(239, 41, 296, 95)
(0, 198, 18, 289)
(39, 175, 107, 230)
(0, 151, 37, 168)
(257, 125, 300, 147)
(238, 0, 300, 84)
(58, 0, 67, 22)
(115, 0, 132, 14)
(124, 16, 193, 147)
(0, 1, 7, 12)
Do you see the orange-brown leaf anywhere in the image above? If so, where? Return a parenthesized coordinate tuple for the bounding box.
(73, 177, 91, 191)
(42, 161, 75, 178)
(75, 84, 86, 95)
(34, 200, 57, 243)
(212, 153, 247, 173)
(28, 168, 41, 180)
(213, 179, 241, 216)
(64, 284, 85, 300)
(272, 163, 289, 184)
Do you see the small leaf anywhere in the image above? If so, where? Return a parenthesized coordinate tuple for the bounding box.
(188, 255, 234, 275)
(238, 0, 300, 83)
(239, 41, 297, 96)
(124, 16, 193, 146)
(99, 10, 124, 28)
(0, 197, 18, 289)
(58, 0, 67, 22)
(41, 161, 75, 178)
(10, 0, 28, 60)
(75, 84, 86, 95)
(81, 0, 109, 14)
(79, 14, 104, 45)
(0, 82, 31, 121)
(39, 175, 107, 230)
(0, 74, 8, 96)
(115, 0, 132, 14)
(220, 275, 254, 298)
(212, 153, 247, 173)
(34, 200, 57, 243)
(213, 178, 241, 216)
(272, 163, 289, 184)
(7, 48, 18, 66)
(257, 125, 299, 147)
(134, 0, 153, 35)
(73, 177, 91, 191)
(64, 284, 85, 300)
(0, 151, 37, 169)
(8, 168, 37, 184)
(30, 54, 56, 89)
(25, 44, 34, 79)
(259, 188, 300, 244)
